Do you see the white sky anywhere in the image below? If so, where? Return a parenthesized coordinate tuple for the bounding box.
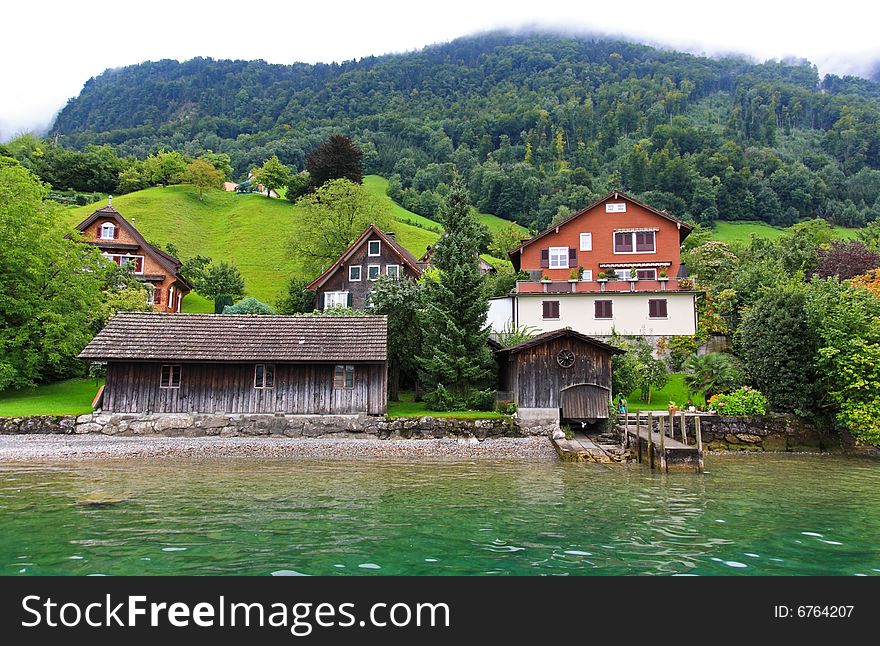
(2, 0, 879, 140)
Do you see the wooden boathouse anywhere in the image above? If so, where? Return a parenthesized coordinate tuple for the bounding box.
(494, 328, 623, 423)
(78, 313, 388, 415)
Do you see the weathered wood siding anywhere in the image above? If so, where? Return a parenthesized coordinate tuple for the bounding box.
(500, 336, 612, 418)
(104, 362, 387, 415)
(316, 232, 419, 309)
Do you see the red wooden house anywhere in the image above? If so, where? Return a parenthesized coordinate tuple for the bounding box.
(489, 191, 697, 340)
(75, 203, 191, 312)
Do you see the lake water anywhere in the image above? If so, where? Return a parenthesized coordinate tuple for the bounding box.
(1, 455, 878, 575)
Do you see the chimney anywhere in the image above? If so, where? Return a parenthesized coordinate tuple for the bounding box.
(108, 195, 113, 207)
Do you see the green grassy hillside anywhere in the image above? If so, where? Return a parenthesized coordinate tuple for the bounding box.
(67, 182, 450, 311)
(710, 220, 859, 245)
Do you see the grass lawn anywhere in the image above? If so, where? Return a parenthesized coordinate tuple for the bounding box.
(710, 220, 860, 245)
(0, 378, 103, 416)
(67, 184, 447, 307)
(387, 391, 505, 419)
(623, 373, 705, 412)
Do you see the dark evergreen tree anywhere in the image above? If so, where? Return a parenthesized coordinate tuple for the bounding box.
(305, 134, 363, 189)
(734, 287, 819, 415)
(275, 277, 317, 314)
(418, 172, 496, 410)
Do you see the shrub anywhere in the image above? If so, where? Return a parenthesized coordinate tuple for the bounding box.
(707, 387, 768, 416)
(466, 388, 496, 411)
(222, 297, 276, 314)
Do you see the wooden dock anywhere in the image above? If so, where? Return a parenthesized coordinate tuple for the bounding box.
(551, 432, 626, 464)
(620, 411, 704, 473)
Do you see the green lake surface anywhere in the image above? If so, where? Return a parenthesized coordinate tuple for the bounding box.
(1, 455, 878, 576)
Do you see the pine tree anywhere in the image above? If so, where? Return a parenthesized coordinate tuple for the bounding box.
(418, 172, 496, 409)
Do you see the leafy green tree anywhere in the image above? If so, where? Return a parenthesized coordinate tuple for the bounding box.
(418, 172, 496, 409)
(488, 223, 525, 258)
(187, 158, 224, 200)
(288, 178, 392, 276)
(0, 164, 106, 388)
(804, 277, 880, 444)
(223, 297, 276, 314)
(306, 134, 364, 189)
(252, 155, 291, 198)
(276, 277, 317, 314)
(197, 261, 246, 307)
(735, 286, 819, 414)
(142, 150, 189, 185)
(286, 171, 310, 203)
(199, 151, 233, 179)
(369, 276, 423, 400)
(683, 352, 743, 400)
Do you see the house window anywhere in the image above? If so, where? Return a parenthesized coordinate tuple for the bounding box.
(160, 364, 181, 389)
(542, 300, 560, 319)
(637, 268, 657, 280)
(367, 265, 381, 281)
(606, 202, 627, 213)
(549, 246, 569, 269)
(368, 240, 381, 256)
(636, 231, 656, 253)
(614, 231, 656, 254)
(386, 264, 400, 279)
(334, 364, 355, 389)
(581, 269, 593, 281)
(348, 265, 362, 281)
(579, 232, 592, 251)
(100, 223, 116, 239)
(254, 364, 275, 388)
(649, 299, 668, 318)
(595, 300, 613, 319)
(103, 253, 144, 273)
(613, 232, 633, 253)
(324, 291, 349, 309)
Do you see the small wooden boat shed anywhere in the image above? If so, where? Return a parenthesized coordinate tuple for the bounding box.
(494, 328, 623, 422)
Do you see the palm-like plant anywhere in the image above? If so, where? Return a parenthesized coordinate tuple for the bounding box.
(683, 352, 743, 400)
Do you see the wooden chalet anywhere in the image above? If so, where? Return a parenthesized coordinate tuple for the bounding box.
(307, 224, 425, 310)
(494, 328, 623, 422)
(74, 203, 191, 312)
(78, 313, 388, 415)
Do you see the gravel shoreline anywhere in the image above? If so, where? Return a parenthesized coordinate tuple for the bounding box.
(0, 435, 558, 462)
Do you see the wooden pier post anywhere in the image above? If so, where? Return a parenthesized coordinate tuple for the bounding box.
(695, 415, 704, 473)
(624, 409, 630, 449)
(647, 412, 653, 468)
(659, 413, 666, 472)
(680, 411, 687, 445)
(636, 411, 642, 464)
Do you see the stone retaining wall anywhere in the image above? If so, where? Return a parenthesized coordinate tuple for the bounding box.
(698, 413, 829, 452)
(0, 412, 555, 439)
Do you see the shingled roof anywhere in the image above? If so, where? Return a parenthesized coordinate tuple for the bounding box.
(78, 313, 387, 362)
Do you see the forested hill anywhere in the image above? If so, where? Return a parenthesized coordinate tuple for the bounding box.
(51, 32, 880, 230)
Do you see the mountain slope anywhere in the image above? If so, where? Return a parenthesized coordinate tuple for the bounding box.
(52, 31, 880, 233)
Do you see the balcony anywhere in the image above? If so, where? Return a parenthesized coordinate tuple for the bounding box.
(515, 278, 687, 294)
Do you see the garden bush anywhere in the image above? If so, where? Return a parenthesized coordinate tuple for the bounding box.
(707, 386, 768, 416)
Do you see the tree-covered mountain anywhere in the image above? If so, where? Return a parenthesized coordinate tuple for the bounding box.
(49, 31, 880, 230)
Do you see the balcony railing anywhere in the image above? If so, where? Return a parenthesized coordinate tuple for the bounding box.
(515, 278, 684, 294)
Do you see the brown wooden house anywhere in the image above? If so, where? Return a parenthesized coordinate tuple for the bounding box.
(494, 328, 623, 423)
(74, 203, 191, 312)
(307, 224, 425, 310)
(78, 313, 388, 415)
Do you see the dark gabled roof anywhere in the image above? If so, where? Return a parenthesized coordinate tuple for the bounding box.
(74, 206, 192, 291)
(493, 328, 625, 356)
(307, 225, 424, 290)
(78, 312, 387, 362)
(508, 190, 694, 268)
